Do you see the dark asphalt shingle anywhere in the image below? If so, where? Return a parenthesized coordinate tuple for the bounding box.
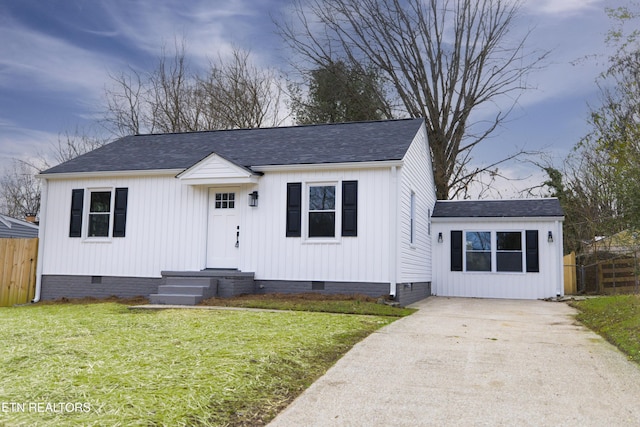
(41, 119, 424, 175)
(432, 199, 564, 218)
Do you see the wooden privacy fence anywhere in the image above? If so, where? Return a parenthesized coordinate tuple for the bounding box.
(598, 256, 639, 294)
(563, 252, 577, 295)
(0, 238, 38, 306)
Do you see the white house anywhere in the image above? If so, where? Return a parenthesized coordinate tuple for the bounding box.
(36, 119, 436, 305)
(34, 118, 564, 305)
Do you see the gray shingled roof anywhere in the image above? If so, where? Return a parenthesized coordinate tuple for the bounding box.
(41, 119, 424, 175)
(432, 199, 564, 218)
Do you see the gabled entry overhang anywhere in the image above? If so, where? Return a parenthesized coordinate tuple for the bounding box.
(177, 152, 261, 185)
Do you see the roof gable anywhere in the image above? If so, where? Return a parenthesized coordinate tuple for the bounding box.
(42, 118, 425, 176)
(177, 153, 259, 185)
(432, 199, 564, 219)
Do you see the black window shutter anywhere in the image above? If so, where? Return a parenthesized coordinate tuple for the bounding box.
(286, 183, 302, 237)
(451, 230, 463, 271)
(341, 181, 358, 236)
(69, 189, 84, 237)
(113, 188, 128, 237)
(526, 230, 539, 272)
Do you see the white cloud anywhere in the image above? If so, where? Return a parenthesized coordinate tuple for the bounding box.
(98, 0, 262, 69)
(0, 0, 267, 104)
(0, 20, 123, 102)
(0, 120, 59, 171)
(524, 0, 604, 16)
(461, 163, 552, 199)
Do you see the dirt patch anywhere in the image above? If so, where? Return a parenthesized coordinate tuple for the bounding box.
(38, 295, 150, 306)
(199, 292, 383, 306)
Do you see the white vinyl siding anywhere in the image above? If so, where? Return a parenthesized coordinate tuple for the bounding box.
(398, 124, 436, 283)
(41, 175, 210, 277)
(240, 168, 392, 283)
(41, 167, 395, 284)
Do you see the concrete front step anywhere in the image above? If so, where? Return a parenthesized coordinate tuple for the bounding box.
(150, 276, 219, 305)
(158, 285, 213, 296)
(165, 276, 216, 288)
(154, 270, 256, 303)
(149, 293, 204, 305)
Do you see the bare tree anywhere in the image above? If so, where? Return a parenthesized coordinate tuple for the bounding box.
(199, 49, 284, 129)
(103, 42, 284, 135)
(104, 67, 145, 136)
(0, 161, 41, 218)
(104, 40, 196, 135)
(148, 42, 202, 133)
(0, 128, 106, 217)
(278, 0, 547, 199)
(46, 128, 107, 167)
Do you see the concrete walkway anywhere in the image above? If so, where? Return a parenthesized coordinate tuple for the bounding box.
(268, 297, 640, 427)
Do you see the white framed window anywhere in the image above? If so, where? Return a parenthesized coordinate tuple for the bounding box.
(307, 184, 337, 238)
(87, 190, 113, 238)
(496, 231, 524, 272)
(465, 231, 492, 271)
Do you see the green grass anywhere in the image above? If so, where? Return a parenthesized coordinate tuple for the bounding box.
(0, 302, 396, 426)
(572, 295, 640, 364)
(199, 293, 417, 317)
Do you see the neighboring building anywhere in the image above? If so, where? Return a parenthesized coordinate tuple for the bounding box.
(0, 214, 39, 239)
(585, 230, 640, 256)
(35, 119, 564, 304)
(431, 199, 565, 299)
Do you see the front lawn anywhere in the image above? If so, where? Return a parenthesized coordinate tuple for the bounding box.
(0, 302, 395, 426)
(572, 295, 640, 364)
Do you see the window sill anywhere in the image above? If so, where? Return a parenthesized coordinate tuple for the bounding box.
(82, 237, 113, 243)
(461, 270, 527, 274)
(302, 237, 341, 245)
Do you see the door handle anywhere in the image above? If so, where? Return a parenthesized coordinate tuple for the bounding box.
(235, 226, 240, 248)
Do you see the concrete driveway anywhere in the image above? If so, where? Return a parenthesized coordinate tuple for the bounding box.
(269, 297, 640, 426)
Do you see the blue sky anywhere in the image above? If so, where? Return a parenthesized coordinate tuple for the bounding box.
(0, 0, 623, 195)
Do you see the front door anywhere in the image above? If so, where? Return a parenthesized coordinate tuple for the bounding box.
(207, 187, 240, 268)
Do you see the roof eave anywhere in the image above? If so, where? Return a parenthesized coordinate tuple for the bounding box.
(431, 215, 565, 222)
(37, 169, 184, 180)
(252, 159, 403, 172)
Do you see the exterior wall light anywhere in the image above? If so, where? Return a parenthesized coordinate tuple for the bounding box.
(548, 231, 553, 243)
(438, 232, 443, 243)
(249, 191, 259, 207)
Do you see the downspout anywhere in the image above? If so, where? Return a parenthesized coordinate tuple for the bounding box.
(389, 166, 398, 297)
(556, 220, 564, 297)
(32, 177, 48, 303)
